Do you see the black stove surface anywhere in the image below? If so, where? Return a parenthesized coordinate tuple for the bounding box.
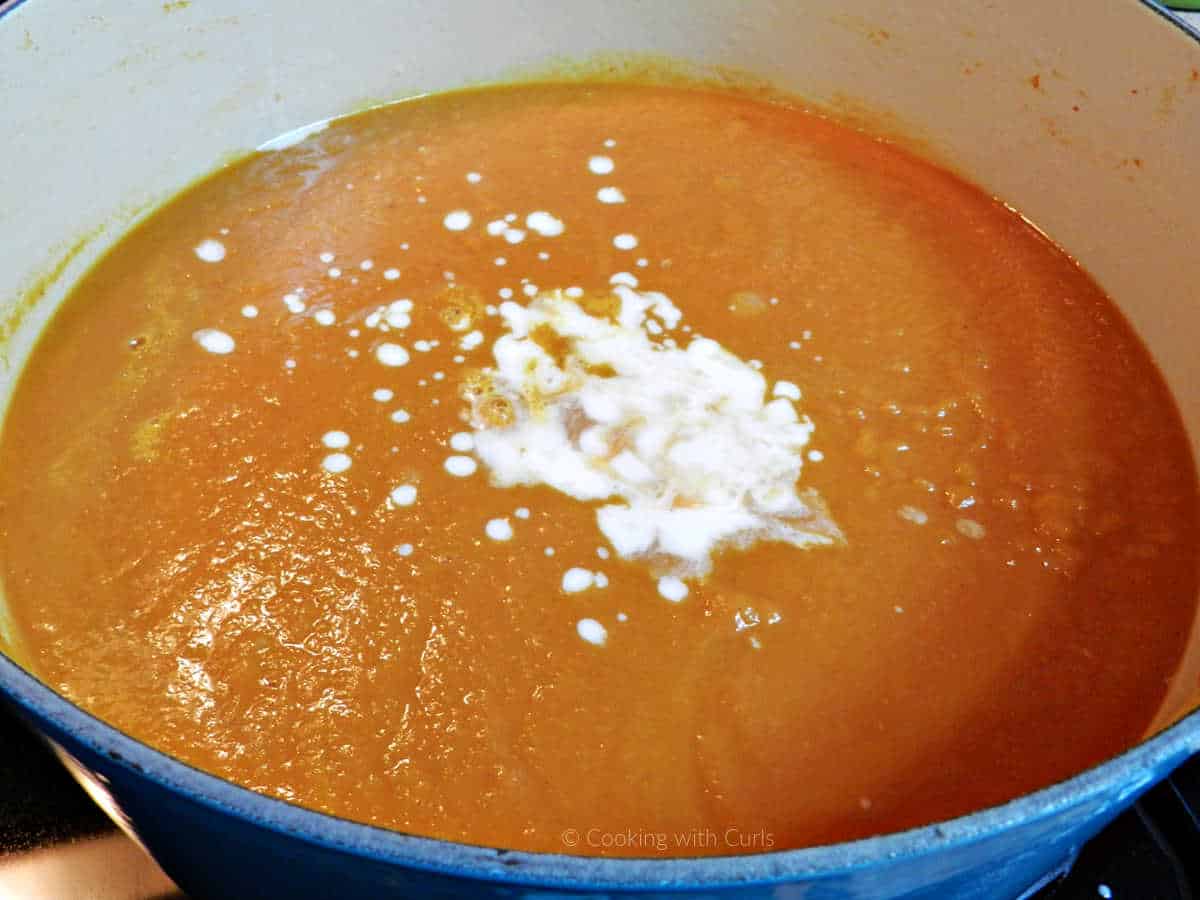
(1039, 756, 1200, 900)
(0, 702, 1197, 899)
(0, 705, 110, 854)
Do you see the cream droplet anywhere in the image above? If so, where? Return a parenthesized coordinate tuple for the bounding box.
(443, 210, 472, 231)
(444, 455, 477, 477)
(194, 239, 226, 262)
(485, 518, 513, 541)
(657, 576, 688, 603)
(192, 328, 235, 355)
(375, 343, 410, 367)
(321, 430, 350, 449)
(526, 211, 565, 237)
(390, 484, 418, 507)
(321, 453, 352, 474)
(562, 568, 595, 593)
(576, 618, 607, 646)
(588, 155, 615, 175)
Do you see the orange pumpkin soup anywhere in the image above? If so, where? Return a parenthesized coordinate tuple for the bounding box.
(1, 82, 1196, 856)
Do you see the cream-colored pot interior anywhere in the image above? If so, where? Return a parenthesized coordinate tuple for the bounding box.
(1, 0, 1199, 727)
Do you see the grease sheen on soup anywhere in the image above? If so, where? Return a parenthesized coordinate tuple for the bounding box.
(1, 82, 1197, 856)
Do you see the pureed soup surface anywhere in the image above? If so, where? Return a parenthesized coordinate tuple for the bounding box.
(1, 82, 1198, 857)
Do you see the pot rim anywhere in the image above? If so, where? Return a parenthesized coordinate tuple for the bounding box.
(1, 0, 1198, 889)
(6, 654, 1200, 890)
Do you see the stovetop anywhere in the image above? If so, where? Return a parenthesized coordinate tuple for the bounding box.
(1040, 754, 1200, 900)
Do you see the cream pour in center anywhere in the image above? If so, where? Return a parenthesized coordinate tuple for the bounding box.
(466, 286, 842, 579)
